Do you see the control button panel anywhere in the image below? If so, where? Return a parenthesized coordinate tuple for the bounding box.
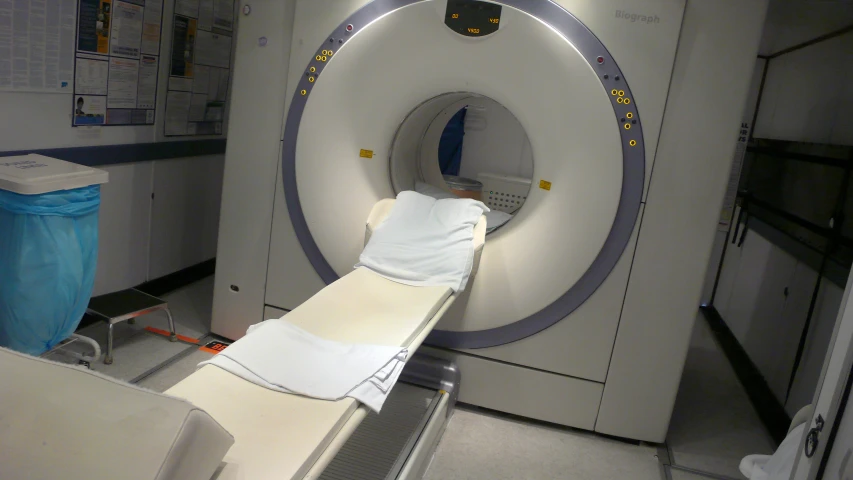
(445, 0, 502, 37)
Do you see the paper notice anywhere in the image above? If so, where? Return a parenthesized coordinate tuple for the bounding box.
(192, 65, 209, 93)
(140, 0, 163, 55)
(213, 0, 234, 31)
(206, 67, 228, 101)
(169, 76, 192, 91)
(719, 121, 751, 232)
(74, 55, 109, 95)
(198, 0, 214, 31)
(106, 56, 138, 108)
(165, 90, 191, 135)
(170, 15, 196, 77)
(189, 93, 207, 121)
(73, 94, 106, 125)
(165, 0, 231, 135)
(175, 0, 199, 18)
(136, 54, 157, 108)
(205, 104, 223, 121)
(77, 0, 111, 54)
(195, 30, 230, 68)
(72, 0, 160, 123)
(0, 5, 11, 88)
(110, 1, 143, 58)
(0, 0, 76, 91)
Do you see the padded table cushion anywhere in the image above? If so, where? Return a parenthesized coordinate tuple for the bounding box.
(166, 267, 453, 480)
(0, 347, 234, 480)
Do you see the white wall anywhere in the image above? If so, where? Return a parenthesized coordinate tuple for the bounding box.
(715, 224, 844, 415)
(92, 155, 224, 296)
(754, 31, 853, 145)
(148, 156, 224, 279)
(699, 57, 767, 304)
(457, 97, 534, 181)
(758, 0, 853, 56)
(0, 0, 233, 296)
(92, 162, 154, 295)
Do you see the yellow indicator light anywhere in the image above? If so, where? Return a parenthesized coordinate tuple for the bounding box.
(629, 140, 637, 146)
(539, 179, 552, 191)
(308, 76, 315, 83)
(611, 89, 618, 96)
(626, 112, 633, 119)
(618, 90, 625, 96)
(300, 89, 307, 96)
(624, 123, 631, 130)
(624, 98, 631, 105)
(309, 66, 316, 73)
(617, 97, 624, 104)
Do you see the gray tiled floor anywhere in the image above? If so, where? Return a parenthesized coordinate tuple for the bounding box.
(135, 276, 215, 339)
(669, 467, 721, 479)
(666, 316, 776, 479)
(46, 278, 215, 382)
(424, 408, 662, 480)
(137, 348, 215, 392)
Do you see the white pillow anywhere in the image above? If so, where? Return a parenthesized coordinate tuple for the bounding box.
(415, 181, 511, 232)
(415, 181, 457, 200)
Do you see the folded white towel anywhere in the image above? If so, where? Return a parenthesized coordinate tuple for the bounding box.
(199, 319, 407, 412)
(739, 423, 805, 480)
(356, 190, 488, 293)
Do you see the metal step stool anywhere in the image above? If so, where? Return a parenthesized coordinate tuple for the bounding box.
(86, 289, 177, 365)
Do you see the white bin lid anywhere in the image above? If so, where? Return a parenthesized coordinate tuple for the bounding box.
(0, 154, 109, 195)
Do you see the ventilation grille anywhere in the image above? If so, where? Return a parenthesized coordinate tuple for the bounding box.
(478, 172, 532, 214)
(318, 383, 437, 480)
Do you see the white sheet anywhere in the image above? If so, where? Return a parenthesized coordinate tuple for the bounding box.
(739, 423, 806, 480)
(415, 181, 511, 232)
(357, 190, 488, 292)
(199, 319, 407, 412)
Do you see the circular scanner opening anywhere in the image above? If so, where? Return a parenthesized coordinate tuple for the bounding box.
(389, 93, 534, 234)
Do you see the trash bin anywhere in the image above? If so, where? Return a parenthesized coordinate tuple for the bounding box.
(0, 154, 108, 355)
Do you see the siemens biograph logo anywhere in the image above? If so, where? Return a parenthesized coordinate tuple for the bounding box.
(615, 10, 661, 25)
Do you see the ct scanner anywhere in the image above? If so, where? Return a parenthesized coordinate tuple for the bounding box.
(211, 0, 769, 444)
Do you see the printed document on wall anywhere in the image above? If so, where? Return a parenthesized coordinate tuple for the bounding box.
(165, 0, 234, 136)
(72, 0, 164, 126)
(0, 0, 77, 92)
(718, 121, 751, 232)
(109, 1, 143, 58)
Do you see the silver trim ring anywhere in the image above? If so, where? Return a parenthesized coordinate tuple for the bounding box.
(281, 0, 645, 349)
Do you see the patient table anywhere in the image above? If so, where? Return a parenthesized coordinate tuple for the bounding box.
(166, 199, 487, 479)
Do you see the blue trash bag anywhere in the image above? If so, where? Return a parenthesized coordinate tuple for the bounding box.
(0, 185, 100, 355)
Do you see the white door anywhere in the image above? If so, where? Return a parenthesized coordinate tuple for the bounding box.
(792, 268, 853, 479)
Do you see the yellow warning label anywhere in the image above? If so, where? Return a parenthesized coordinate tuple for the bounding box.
(539, 180, 552, 191)
(359, 149, 374, 159)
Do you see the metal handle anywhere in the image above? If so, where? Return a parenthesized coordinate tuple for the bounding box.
(805, 414, 825, 458)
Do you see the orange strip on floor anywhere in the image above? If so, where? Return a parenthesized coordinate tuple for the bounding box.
(144, 326, 199, 344)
